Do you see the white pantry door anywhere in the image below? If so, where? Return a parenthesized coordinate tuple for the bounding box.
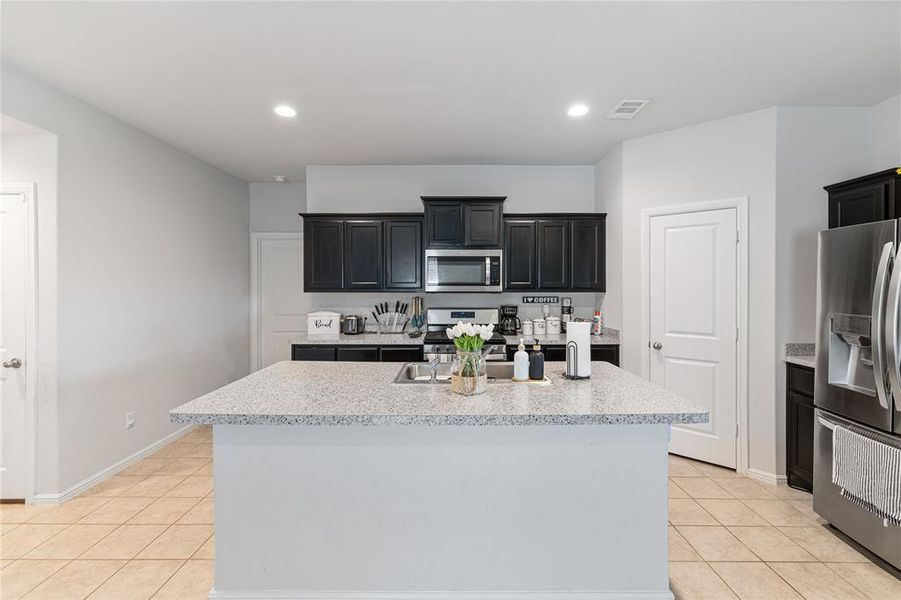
(649, 208, 737, 468)
(256, 235, 309, 369)
(1, 191, 29, 499)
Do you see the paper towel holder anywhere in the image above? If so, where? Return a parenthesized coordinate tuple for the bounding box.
(563, 340, 591, 380)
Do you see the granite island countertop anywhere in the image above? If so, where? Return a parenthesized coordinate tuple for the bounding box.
(170, 360, 706, 427)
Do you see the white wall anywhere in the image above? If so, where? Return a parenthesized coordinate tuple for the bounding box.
(1, 130, 61, 495)
(601, 109, 779, 476)
(869, 94, 900, 171)
(306, 165, 596, 213)
(594, 145, 623, 330)
(250, 182, 306, 232)
(1, 63, 250, 496)
(773, 106, 872, 473)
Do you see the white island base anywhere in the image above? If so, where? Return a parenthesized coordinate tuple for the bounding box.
(210, 423, 672, 600)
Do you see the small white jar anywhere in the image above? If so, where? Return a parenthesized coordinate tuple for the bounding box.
(522, 319, 533, 336)
(533, 317, 547, 335)
(546, 316, 561, 335)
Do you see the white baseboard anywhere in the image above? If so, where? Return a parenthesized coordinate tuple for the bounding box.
(209, 591, 673, 600)
(746, 468, 788, 486)
(31, 425, 195, 505)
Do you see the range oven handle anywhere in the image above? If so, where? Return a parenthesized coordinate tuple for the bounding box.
(883, 243, 900, 411)
(873, 242, 893, 411)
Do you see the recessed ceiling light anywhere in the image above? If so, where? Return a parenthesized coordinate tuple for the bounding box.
(273, 104, 297, 118)
(567, 103, 589, 118)
(273, 175, 288, 183)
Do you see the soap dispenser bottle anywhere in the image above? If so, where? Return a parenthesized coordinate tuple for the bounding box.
(529, 343, 545, 380)
(513, 338, 529, 381)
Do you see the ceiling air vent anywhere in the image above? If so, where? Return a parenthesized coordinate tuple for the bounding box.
(605, 99, 651, 120)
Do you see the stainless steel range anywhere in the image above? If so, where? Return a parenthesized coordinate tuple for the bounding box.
(422, 308, 507, 362)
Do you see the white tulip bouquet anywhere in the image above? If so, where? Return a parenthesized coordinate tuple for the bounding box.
(445, 322, 493, 393)
(446, 321, 495, 352)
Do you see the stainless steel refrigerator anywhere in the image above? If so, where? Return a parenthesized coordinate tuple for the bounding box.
(815, 219, 901, 569)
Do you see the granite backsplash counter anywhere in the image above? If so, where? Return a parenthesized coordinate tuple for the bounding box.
(292, 327, 620, 346)
(784, 343, 815, 368)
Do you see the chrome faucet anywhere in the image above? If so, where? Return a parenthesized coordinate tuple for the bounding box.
(429, 356, 441, 383)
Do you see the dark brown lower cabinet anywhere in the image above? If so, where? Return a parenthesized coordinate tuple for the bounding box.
(336, 346, 379, 362)
(378, 346, 424, 362)
(291, 345, 337, 361)
(292, 344, 421, 363)
(786, 363, 815, 492)
(505, 344, 619, 367)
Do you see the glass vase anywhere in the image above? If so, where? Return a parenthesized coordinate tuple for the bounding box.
(451, 350, 488, 396)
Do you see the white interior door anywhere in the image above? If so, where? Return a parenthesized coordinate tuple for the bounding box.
(1, 191, 29, 499)
(256, 235, 308, 369)
(649, 208, 737, 468)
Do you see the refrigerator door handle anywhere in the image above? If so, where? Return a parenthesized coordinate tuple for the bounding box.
(884, 244, 901, 410)
(873, 242, 893, 410)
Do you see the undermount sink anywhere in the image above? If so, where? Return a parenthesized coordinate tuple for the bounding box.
(393, 361, 517, 384)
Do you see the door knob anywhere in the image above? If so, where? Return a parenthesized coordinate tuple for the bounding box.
(3, 358, 22, 369)
(652, 342, 663, 350)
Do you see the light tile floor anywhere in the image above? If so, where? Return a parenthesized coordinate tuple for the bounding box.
(1, 428, 899, 599)
(1, 426, 213, 599)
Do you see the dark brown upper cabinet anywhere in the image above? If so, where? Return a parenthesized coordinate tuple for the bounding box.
(304, 219, 344, 290)
(300, 209, 605, 293)
(826, 168, 901, 228)
(571, 218, 606, 291)
(503, 214, 606, 292)
(301, 214, 422, 292)
(463, 202, 503, 247)
(422, 197, 505, 248)
(424, 201, 462, 248)
(503, 220, 538, 289)
(384, 219, 422, 290)
(344, 220, 383, 289)
(537, 219, 571, 290)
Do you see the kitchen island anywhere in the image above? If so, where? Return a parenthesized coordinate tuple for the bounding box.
(171, 360, 706, 600)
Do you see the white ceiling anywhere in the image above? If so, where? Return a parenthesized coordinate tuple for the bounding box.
(2, 1, 898, 182)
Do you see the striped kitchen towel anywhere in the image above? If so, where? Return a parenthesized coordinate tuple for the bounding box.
(832, 424, 901, 527)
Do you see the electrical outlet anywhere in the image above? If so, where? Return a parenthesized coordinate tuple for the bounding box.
(125, 412, 135, 430)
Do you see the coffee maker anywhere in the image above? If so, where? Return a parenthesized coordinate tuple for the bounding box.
(498, 305, 521, 335)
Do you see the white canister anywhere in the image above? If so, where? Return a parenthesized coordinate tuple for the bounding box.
(522, 319, 534, 336)
(533, 317, 547, 335)
(546, 316, 561, 335)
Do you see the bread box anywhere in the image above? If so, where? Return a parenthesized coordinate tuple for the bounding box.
(307, 311, 341, 335)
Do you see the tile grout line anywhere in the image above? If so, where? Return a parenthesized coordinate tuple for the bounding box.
(11, 557, 73, 599)
(669, 481, 820, 599)
(147, 558, 190, 600)
(821, 562, 882, 599)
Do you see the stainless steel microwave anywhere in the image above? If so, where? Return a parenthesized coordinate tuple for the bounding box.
(425, 249, 502, 292)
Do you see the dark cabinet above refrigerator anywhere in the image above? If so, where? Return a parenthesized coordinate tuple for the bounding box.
(825, 168, 901, 228)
